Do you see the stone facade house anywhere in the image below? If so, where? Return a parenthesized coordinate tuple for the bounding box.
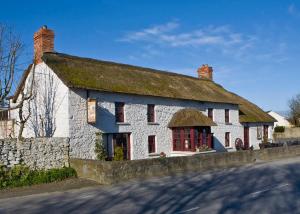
(7, 26, 276, 160)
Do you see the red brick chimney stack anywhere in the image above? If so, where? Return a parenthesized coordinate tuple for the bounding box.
(197, 64, 213, 80)
(33, 25, 54, 64)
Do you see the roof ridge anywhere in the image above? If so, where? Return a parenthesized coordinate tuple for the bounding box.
(43, 52, 213, 83)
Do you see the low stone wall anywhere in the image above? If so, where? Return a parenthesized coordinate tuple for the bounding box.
(274, 127, 300, 141)
(71, 145, 300, 185)
(0, 138, 69, 169)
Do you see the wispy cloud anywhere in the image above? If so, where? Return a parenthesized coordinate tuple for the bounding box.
(119, 21, 289, 65)
(119, 21, 254, 49)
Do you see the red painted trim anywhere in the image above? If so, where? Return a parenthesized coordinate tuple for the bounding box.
(191, 128, 195, 151)
(180, 128, 184, 151)
(127, 133, 131, 160)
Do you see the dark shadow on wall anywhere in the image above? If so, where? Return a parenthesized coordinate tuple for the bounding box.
(213, 136, 228, 152)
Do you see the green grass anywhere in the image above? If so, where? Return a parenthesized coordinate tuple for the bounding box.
(0, 165, 77, 189)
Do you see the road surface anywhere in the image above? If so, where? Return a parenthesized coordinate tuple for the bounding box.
(1, 157, 300, 214)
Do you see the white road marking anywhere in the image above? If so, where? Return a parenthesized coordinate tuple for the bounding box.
(176, 183, 291, 213)
(249, 183, 290, 197)
(175, 206, 201, 213)
(78, 194, 95, 199)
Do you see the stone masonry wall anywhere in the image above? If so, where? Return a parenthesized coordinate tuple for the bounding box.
(0, 138, 69, 169)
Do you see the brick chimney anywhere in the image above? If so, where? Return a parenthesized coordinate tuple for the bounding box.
(34, 25, 54, 64)
(197, 64, 213, 80)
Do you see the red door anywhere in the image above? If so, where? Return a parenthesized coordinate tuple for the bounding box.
(244, 127, 249, 149)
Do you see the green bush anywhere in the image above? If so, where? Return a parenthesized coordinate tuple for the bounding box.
(274, 126, 285, 133)
(0, 165, 77, 189)
(114, 147, 124, 161)
(95, 132, 107, 160)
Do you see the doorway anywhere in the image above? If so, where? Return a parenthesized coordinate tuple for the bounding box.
(244, 127, 249, 149)
(113, 133, 131, 160)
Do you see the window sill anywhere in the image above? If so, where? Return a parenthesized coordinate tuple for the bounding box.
(225, 147, 233, 149)
(148, 153, 160, 157)
(116, 122, 131, 126)
(147, 122, 159, 125)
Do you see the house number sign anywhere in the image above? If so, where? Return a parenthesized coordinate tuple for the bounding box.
(87, 98, 97, 124)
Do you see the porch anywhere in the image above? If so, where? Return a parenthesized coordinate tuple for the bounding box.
(168, 108, 217, 154)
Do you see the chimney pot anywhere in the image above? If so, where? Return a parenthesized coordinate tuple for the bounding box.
(197, 64, 213, 80)
(34, 26, 54, 64)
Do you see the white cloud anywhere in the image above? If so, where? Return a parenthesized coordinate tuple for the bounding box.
(119, 21, 289, 64)
(119, 21, 255, 52)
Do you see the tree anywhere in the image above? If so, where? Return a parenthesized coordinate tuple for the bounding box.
(94, 132, 107, 160)
(0, 24, 23, 108)
(28, 67, 58, 137)
(288, 94, 300, 127)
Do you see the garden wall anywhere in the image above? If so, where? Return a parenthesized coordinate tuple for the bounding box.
(71, 145, 300, 185)
(274, 127, 300, 141)
(0, 138, 69, 169)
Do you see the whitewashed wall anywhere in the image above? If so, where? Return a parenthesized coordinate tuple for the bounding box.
(246, 122, 274, 149)
(68, 89, 246, 160)
(10, 63, 69, 138)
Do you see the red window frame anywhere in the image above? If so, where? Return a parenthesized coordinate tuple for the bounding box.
(225, 132, 230, 147)
(225, 109, 230, 123)
(208, 108, 213, 121)
(172, 128, 197, 152)
(115, 102, 124, 123)
(148, 135, 156, 153)
(147, 104, 155, 123)
(263, 125, 269, 139)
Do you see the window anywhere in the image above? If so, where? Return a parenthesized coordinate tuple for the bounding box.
(225, 109, 230, 123)
(184, 128, 192, 150)
(173, 128, 181, 151)
(208, 108, 213, 121)
(263, 125, 269, 139)
(115, 102, 124, 122)
(225, 132, 230, 147)
(147, 104, 155, 123)
(0, 110, 9, 121)
(148, 135, 156, 154)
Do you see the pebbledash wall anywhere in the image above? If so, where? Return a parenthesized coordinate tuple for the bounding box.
(68, 88, 273, 160)
(0, 138, 69, 169)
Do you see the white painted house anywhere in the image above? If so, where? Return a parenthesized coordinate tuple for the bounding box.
(267, 111, 292, 128)
(7, 26, 276, 160)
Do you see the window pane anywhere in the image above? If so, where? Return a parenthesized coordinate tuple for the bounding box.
(115, 102, 124, 122)
(148, 135, 155, 153)
(147, 104, 155, 122)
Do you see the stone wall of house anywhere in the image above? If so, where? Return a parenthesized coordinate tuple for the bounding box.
(68, 88, 247, 160)
(0, 138, 69, 169)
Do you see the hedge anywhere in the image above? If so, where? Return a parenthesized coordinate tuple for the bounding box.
(0, 165, 77, 189)
(274, 126, 285, 133)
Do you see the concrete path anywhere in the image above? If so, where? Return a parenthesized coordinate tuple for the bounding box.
(1, 157, 300, 214)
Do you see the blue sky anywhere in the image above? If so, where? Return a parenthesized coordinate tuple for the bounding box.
(1, 0, 300, 111)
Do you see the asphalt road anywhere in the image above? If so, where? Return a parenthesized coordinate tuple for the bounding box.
(1, 157, 300, 214)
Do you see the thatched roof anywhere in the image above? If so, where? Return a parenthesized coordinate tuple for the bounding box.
(168, 109, 217, 127)
(40, 52, 275, 123)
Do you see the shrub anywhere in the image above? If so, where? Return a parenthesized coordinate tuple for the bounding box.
(114, 147, 124, 161)
(274, 126, 285, 133)
(0, 165, 77, 189)
(95, 132, 107, 160)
